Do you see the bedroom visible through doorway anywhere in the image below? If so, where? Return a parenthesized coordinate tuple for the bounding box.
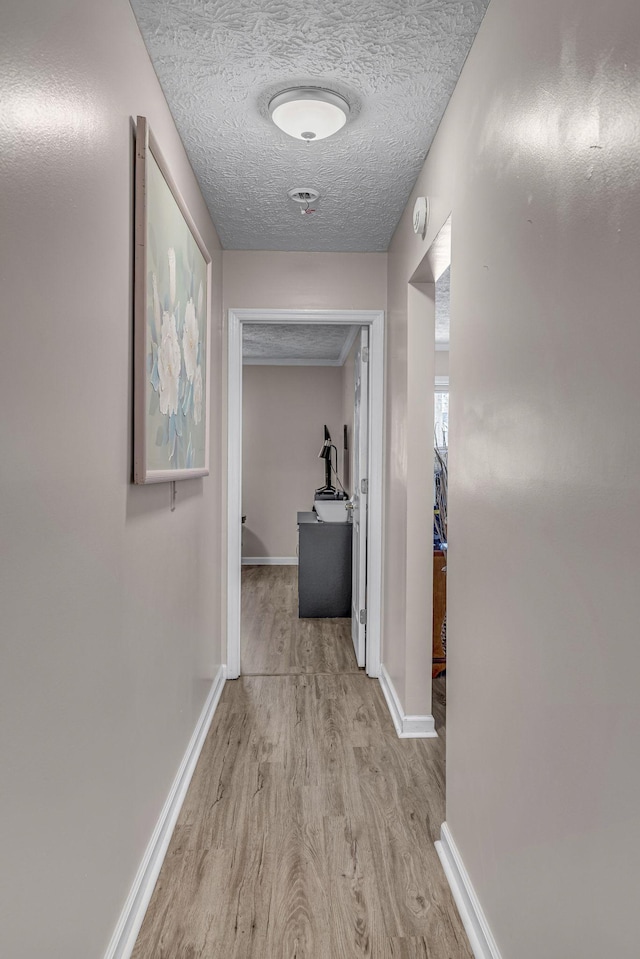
(226, 309, 384, 681)
(240, 330, 358, 676)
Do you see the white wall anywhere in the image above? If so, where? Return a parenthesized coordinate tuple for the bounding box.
(386, 0, 640, 956)
(0, 2, 223, 957)
(242, 366, 343, 558)
(340, 336, 359, 494)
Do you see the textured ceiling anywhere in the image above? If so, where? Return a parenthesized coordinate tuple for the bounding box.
(129, 0, 489, 252)
(243, 323, 359, 364)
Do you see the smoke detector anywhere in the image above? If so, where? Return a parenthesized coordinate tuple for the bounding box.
(288, 187, 320, 215)
(288, 188, 320, 205)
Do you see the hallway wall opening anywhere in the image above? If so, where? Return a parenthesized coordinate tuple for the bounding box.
(226, 309, 384, 681)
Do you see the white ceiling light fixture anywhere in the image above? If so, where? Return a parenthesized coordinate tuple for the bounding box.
(269, 88, 349, 142)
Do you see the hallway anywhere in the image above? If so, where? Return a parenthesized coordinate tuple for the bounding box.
(131, 568, 469, 958)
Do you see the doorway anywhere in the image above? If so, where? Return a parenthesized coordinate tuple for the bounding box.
(433, 261, 450, 733)
(226, 309, 384, 680)
(404, 215, 451, 738)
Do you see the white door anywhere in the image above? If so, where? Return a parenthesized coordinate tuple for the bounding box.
(351, 328, 369, 666)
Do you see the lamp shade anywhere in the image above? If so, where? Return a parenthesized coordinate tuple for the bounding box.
(269, 88, 349, 141)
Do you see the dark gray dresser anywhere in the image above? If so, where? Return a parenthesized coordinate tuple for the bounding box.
(297, 511, 352, 618)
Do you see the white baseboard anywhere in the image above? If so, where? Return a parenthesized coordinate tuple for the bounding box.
(435, 823, 502, 959)
(379, 664, 437, 738)
(104, 665, 227, 959)
(241, 556, 298, 565)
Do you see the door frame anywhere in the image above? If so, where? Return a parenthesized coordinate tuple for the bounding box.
(226, 308, 385, 680)
(351, 327, 369, 667)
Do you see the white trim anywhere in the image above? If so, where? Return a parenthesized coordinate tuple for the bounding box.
(104, 665, 227, 959)
(227, 313, 243, 680)
(379, 664, 437, 738)
(243, 357, 344, 366)
(435, 823, 503, 959)
(365, 312, 384, 679)
(242, 556, 298, 565)
(230, 308, 379, 325)
(435, 376, 449, 390)
(227, 309, 384, 681)
(435, 341, 450, 351)
(351, 327, 368, 668)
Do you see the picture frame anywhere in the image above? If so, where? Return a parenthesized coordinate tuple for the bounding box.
(134, 115, 211, 484)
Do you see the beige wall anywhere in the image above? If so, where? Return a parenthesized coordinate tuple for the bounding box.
(223, 251, 387, 312)
(435, 350, 449, 378)
(223, 251, 386, 621)
(386, 0, 640, 956)
(0, 2, 223, 957)
(242, 366, 343, 558)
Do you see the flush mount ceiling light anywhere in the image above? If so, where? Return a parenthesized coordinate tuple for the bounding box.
(269, 88, 349, 141)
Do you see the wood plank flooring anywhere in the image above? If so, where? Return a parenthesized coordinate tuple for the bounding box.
(131, 568, 469, 959)
(241, 566, 360, 675)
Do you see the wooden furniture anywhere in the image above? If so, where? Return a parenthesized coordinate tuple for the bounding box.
(433, 548, 447, 678)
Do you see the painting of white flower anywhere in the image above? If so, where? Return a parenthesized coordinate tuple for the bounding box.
(136, 124, 210, 481)
(152, 272, 161, 343)
(182, 297, 199, 383)
(193, 364, 203, 425)
(168, 247, 176, 307)
(157, 312, 181, 415)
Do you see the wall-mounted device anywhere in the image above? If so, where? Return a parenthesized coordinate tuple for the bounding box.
(413, 195, 429, 237)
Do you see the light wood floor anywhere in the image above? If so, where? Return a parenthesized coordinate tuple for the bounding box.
(241, 565, 360, 675)
(131, 567, 466, 959)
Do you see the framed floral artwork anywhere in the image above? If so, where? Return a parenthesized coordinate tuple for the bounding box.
(134, 116, 211, 483)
